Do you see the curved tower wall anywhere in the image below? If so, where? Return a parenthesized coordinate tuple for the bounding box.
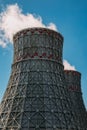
(64, 70, 87, 129)
(0, 28, 78, 130)
(13, 28, 63, 64)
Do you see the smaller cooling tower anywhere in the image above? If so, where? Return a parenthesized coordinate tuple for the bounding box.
(64, 70, 87, 130)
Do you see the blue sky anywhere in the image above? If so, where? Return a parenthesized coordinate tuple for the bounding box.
(0, 0, 87, 109)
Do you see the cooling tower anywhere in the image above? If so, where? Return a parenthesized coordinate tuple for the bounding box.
(0, 28, 78, 130)
(64, 70, 87, 130)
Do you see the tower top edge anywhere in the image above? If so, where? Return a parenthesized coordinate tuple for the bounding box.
(64, 70, 81, 76)
(13, 27, 63, 41)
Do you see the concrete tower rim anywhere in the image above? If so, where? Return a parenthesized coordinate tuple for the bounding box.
(64, 70, 81, 76)
(13, 27, 64, 42)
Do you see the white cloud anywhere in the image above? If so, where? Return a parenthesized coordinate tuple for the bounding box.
(63, 60, 76, 70)
(0, 3, 57, 48)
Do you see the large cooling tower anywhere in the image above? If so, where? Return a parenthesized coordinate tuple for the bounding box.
(0, 28, 78, 130)
(64, 70, 87, 130)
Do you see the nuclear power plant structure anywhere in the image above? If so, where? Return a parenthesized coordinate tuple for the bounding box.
(64, 70, 87, 129)
(0, 28, 87, 130)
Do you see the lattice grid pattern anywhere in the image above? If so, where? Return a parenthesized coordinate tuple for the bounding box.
(0, 28, 82, 130)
